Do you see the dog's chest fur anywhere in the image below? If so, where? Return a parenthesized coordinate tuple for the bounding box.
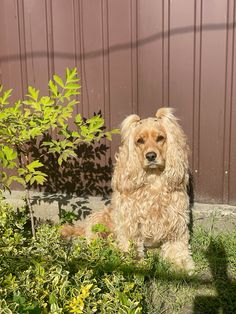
(112, 177, 189, 245)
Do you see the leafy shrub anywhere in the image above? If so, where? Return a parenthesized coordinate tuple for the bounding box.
(0, 199, 145, 313)
(0, 68, 119, 234)
(0, 68, 117, 190)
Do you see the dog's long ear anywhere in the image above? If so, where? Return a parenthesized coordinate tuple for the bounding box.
(112, 114, 145, 193)
(156, 107, 189, 189)
(120, 114, 140, 140)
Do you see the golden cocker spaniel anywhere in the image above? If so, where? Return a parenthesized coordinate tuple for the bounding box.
(62, 108, 194, 273)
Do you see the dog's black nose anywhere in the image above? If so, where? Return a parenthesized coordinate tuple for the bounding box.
(145, 152, 157, 162)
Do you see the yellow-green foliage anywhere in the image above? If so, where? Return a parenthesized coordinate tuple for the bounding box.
(0, 68, 119, 191)
(0, 199, 144, 313)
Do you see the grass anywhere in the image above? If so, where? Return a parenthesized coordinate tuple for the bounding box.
(144, 226, 236, 313)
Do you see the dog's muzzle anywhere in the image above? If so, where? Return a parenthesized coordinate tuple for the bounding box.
(145, 151, 164, 170)
(145, 151, 157, 162)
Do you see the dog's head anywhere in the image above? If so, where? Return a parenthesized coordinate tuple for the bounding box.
(132, 118, 167, 171)
(113, 108, 189, 192)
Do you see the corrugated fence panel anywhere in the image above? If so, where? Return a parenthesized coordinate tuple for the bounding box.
(197, 1, 228, 203)
(107, 0, 133, 157)
(78, 0, 108, 173)
(78, 0, 105, 117)
(51, 0, 77, 131)
(229, 1, 236, 204)
(23, 0, 50, 94)
(137, 0, 163, 118)
(169, 0, 195, 167)
(230, 70, 236, 204)
(0, 0, 23, 101)
(0, 0, 236, 204)
(51, 0, 76, 75)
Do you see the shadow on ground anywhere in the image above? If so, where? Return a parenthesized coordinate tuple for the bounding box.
(193, 239, 236, 314)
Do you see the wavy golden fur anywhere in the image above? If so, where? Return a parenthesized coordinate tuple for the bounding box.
(61, 108, 194, 273)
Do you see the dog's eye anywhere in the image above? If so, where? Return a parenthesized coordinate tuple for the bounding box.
(137, 138, 145, 144)
(156, 135, 165, 142)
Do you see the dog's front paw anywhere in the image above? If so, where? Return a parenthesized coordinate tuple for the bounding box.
(160, 241, 195, 275)
(181, 257, 195, 275)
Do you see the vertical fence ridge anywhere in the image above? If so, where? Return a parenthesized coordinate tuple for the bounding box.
(73, 0, 82, 115)
(162, 0, 170, 106)
(229, 0, 236, 204)
(101, 0, 111, 161)
(222, 0, 235, 203)
(131, 0, 138, 114)
(45, 0, 54, 80)
(17, 0, 28, 96)
(193, 0, 203, 189)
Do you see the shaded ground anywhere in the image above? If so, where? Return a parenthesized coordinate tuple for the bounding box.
(4, 191, 236, 232)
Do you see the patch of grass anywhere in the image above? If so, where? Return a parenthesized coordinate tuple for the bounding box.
(144, 226, 236, 313)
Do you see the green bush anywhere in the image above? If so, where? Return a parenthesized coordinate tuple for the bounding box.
(0, 199, 145, 313)
(0, 68, 119, 234)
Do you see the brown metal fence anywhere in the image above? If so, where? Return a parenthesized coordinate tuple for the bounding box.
(0, 0, 235, 204)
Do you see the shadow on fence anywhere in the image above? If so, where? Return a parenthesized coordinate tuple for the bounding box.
(30, 135, 113, 221)
(188, 170, 195, 236)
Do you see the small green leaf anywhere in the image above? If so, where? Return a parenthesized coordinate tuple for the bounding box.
(53, 74, 65, 88)
(42, 141, 54, 147)
(23, 100, 34, 105)
(65, 83, 81, 90)
(105, 132, 112, 141)
(7, 176, 26, 187)
(0, 89, 13, 105)
(92, 223, 110, 233)
(80, 125, 88, 137)
(2, 146, 17, 161)
(71, 131, 80, 138)
(25, 173, 32, 183)
(111, 128, 120, 134)
(18, 168, 27, 175)
(58, 155, 63, 166)
(66, 67, 78, 82)
(75, 114, 83, 125)
(27, 86, 39, 101)
(31, 174, 47, 185)
(26, 160, 44, 172)
(0, 171, 7, 182)
(48, 80, 58, 97)
(40, 96, 54, 106)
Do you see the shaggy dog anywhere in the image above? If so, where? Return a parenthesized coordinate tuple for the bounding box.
(61, 108, 195, 273)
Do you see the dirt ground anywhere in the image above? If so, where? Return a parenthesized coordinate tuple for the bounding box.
(192, 203, 236, 233)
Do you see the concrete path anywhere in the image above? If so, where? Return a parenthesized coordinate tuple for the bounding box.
(4, 191, 236, 232)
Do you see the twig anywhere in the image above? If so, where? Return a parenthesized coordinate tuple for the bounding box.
(26, 187, 36, 238)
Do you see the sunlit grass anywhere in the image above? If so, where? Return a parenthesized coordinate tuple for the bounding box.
(144, 226, 236, 313)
